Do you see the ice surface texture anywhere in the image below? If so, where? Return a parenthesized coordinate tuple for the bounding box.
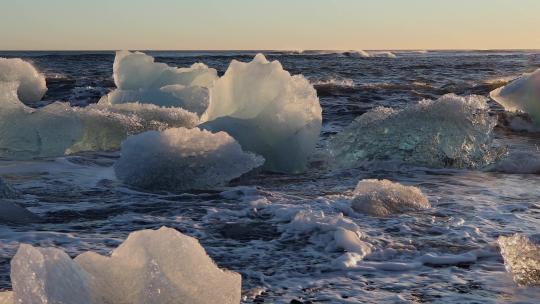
(7, 227, 241, 304)
(114, 127, 264, 191)
(498, 234, 540, 286)
(0, 72, 197, 158)
(490, 68, 540, 124)
(0, 58, 47, 103)
(101, 51, 218, 115)
(0, 83, 83, 159)
(328, 94, 500, 169)
(351, 179, 430, 216)
(201, 54, 322, 173)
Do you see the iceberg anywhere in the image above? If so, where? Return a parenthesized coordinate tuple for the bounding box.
(0, 57, 47, 103)
(114, 127, 264, 191)
(328, 94, 500, 169)
(498, 234, 540, 286)
(351, 179, 430, 216)
(6, 227, 241, 304)
(201, 54, 322, 173)
(101, 51, 218, 115)
(490, 68, 540, 124)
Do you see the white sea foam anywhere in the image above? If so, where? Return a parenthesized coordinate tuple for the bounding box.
(328, 94, 501, 169)
(114, 127, 264, 191)
(490, 68, 540, 124)
(6, 227, 241, 304)
(0, 58, 47, 103)
(368, 51, 397, 58)
(498, 234, 540, 286)
(201, 54, 322, 173)
(351, 179, 430, 216)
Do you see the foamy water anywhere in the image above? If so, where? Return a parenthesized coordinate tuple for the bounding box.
(0, 50, 539, 303)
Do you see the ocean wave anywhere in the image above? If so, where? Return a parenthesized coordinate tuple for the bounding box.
(311, 77, 357, 96)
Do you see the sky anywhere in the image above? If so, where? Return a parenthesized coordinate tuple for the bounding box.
(1, 0, 539, 50)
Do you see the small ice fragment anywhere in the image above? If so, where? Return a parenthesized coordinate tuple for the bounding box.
(351, 179, 430, 216)
(498, 234, 540, 286)
(333, 228, 372, 256)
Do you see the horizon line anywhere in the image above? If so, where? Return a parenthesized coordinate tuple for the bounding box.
(1, 48, 540, 52)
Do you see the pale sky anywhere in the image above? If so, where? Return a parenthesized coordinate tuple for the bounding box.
(1, 0, 539, 50)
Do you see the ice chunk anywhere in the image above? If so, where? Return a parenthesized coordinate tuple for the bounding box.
(0, 80, 197, 158)
(0, 58, 47, 103)
(10, 244, 93, 304)
(490, 68, 540, 124)
(103, 51, 218, 115)
(351, 179, 430, 216)
(75, 227, 241, 304)
(0, 201, 42, 224)
(328, 94, 500, 169)
(0, 177, 17, 199)
(7, 227, 241, 303)
(68, 102, 198, 154)
(0, 83, 83, 159)
(333, 228, 371, 257)
(201, 54, 322, 173)
(114, 127, 264, 191)
(498, 234, 540, 286)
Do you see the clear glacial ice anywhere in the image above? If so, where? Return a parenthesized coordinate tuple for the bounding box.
(328, 94, 502, 169)
(0, 50, 539, 303)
